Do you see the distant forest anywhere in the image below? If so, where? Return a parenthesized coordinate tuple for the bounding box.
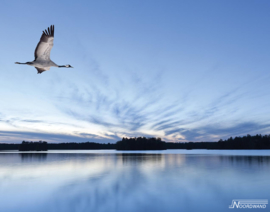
(116, 134, 270, 150)
(166, 134, 270, 150)
(0, 134, 270, 151)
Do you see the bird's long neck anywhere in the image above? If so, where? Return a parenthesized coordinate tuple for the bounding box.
(58, 65, 66, 68)
(15, 62, 33, 65)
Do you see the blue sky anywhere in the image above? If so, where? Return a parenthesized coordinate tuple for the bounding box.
(1, 0, 270, 143)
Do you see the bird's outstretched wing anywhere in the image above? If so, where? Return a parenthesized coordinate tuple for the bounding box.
(35, 67, 47, 74)
(34, 25, 54, 61)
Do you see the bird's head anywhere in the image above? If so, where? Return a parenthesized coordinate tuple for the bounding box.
(66, 64, 73, 68)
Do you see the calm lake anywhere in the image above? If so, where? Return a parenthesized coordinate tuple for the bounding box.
(0, 150, 270, 212)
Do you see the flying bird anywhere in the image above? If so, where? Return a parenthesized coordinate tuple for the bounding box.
(15, 25, 73, 74)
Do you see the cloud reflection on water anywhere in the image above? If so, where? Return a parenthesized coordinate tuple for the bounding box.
(0, 152, 270, 212)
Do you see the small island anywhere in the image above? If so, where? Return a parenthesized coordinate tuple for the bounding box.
(116, 137, 166, 150)
(19, 141, 48, 151)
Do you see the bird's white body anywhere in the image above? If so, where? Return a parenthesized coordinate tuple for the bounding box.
(15, 25, 73, 74)
(27, 60, 58, 70)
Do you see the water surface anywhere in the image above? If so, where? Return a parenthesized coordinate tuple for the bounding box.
(0, 150, 269, 212)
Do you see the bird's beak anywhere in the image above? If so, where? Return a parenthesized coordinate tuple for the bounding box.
(71, 66, 73, 68)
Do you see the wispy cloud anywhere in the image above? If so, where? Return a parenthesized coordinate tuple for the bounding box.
(2, 69, 270, 143)
(163, 122, 270, 142)
(43, 65, 270, 143)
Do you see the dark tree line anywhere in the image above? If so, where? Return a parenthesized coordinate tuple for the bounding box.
(0, 141, 115, 151)
(1, 134, 270, 151)
(47, 142, 115, 150)
(19, 141, 48, 151)
(0, 143, 19, 150)
(215, 134, 270, 149)
(165, 134, 270, 149)
(116, 137, 166, 150)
